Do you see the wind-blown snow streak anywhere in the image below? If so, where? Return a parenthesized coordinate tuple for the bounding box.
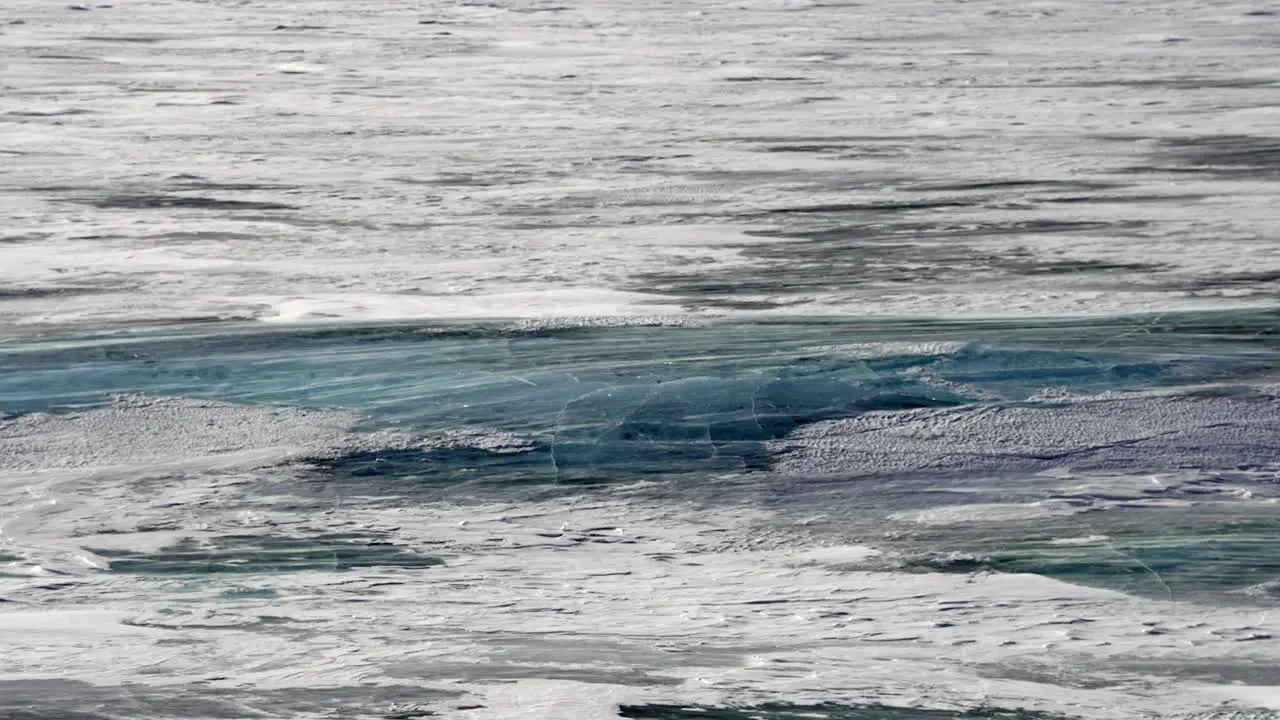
(0, 0, 1278, 330)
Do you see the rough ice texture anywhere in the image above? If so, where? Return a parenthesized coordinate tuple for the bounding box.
(2, 392, 1279, 718)
(770, 393, 1280, 477)
(0, 394, 543, 478)
(2, 0, 1280, 716)
(0, 0, 1278, 332)
(0, 394, 380, 477)
(507, 315, 721, 332)
(430, 427, 539, 454)
(819, 341, 972, 361)
(3, 490, 1279, 720)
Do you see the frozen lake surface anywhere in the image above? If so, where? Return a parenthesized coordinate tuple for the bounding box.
(2, 1, 1280, 719)
(2, 0, 1279, 329)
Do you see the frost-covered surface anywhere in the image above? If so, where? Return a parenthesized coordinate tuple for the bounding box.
(0, 394, 368, 475)
(3, 318, 1280, 718)
(3, 0, 1280, 717)
(4, 485, 1280, 720)
(768, 392, 1280, 477)
(1, 0, 1279, 331)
